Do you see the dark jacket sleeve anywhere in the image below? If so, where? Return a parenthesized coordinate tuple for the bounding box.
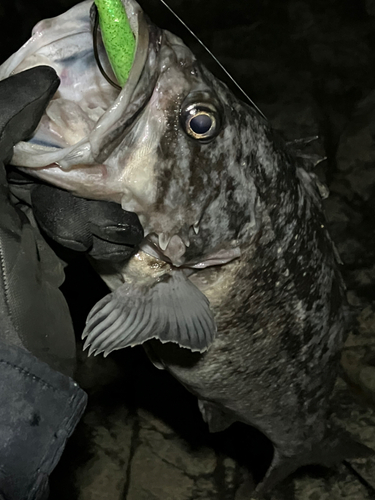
(0, 340, 87, 500)
(0, 67, 88, 499)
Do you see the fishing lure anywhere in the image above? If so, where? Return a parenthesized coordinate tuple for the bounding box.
(94, 0, 135, 88)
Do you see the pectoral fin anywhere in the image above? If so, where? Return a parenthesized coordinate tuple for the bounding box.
(82, 272, 216, 357)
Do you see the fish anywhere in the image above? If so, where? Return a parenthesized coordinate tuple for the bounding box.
(0, 0, 370, 494)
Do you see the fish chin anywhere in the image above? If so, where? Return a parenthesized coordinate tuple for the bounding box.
(0, 0, 150, 173)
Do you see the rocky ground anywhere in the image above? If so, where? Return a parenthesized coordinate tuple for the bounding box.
(2, 0, 375, 498)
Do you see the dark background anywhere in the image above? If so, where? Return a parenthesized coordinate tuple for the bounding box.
(1, 0, 375, 498)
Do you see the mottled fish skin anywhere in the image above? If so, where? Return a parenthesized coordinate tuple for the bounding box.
(1, 0, 364, 493)
(147, 149, 350, 488)
(116, 129, 353, 492)
(92, 65, 356, 488)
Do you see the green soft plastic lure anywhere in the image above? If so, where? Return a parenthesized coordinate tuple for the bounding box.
(94, 0, 136, 87)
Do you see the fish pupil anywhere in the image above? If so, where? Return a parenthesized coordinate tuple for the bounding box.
(190, 113, 212, 135)
(180, 99, 220, 141)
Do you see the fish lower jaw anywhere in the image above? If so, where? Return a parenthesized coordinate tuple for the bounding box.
(139, 222, 197, 267)
(141, 233, 242, 271)
(188, 247, 242, 269)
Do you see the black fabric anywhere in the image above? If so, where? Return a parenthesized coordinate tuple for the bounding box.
(31, 184, 92, 251)
(0, 69, 76, 376)
(0, 341, 87, 500)
(0, 189, 78, 375)
(0, 67, 87, 498)
(0, 67, 59, 164)
(31, 183, 144, 261)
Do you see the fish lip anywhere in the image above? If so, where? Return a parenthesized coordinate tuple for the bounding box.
(91, 8, 153, 162)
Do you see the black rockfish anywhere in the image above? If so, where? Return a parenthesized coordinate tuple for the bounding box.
(0, 0, 367, 493)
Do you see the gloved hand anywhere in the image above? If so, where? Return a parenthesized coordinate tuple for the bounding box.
(9, 176, 143, 262)
(0, 67, 88, 500)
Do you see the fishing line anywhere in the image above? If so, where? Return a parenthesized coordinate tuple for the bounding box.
(157, 0, 267, 120)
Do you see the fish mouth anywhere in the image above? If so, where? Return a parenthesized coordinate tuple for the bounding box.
(7, 0, 154, 171)
(141, 231, 242, 270)
(141, 233, 190, 268)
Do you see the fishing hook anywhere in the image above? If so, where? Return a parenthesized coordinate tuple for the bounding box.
(92, 4, 122, 91)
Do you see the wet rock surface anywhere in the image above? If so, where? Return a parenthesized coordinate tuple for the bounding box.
(2, 0, 375, 498)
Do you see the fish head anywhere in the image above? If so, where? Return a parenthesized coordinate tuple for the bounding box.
(1, 0, 263, 267)
(110, 30, 262, 267)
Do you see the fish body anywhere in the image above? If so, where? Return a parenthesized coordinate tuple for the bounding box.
(86, 150, 351, 493)
(0, 0, 365, 492)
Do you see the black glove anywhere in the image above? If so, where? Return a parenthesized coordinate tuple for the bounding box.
(0, 68, 79, 374)
(8, 170, 143, 263)
(0, 67, 87, 500)
(31, 182, 143, 262)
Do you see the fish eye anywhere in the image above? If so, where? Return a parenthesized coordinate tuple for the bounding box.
(181, 102, 221, 142)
